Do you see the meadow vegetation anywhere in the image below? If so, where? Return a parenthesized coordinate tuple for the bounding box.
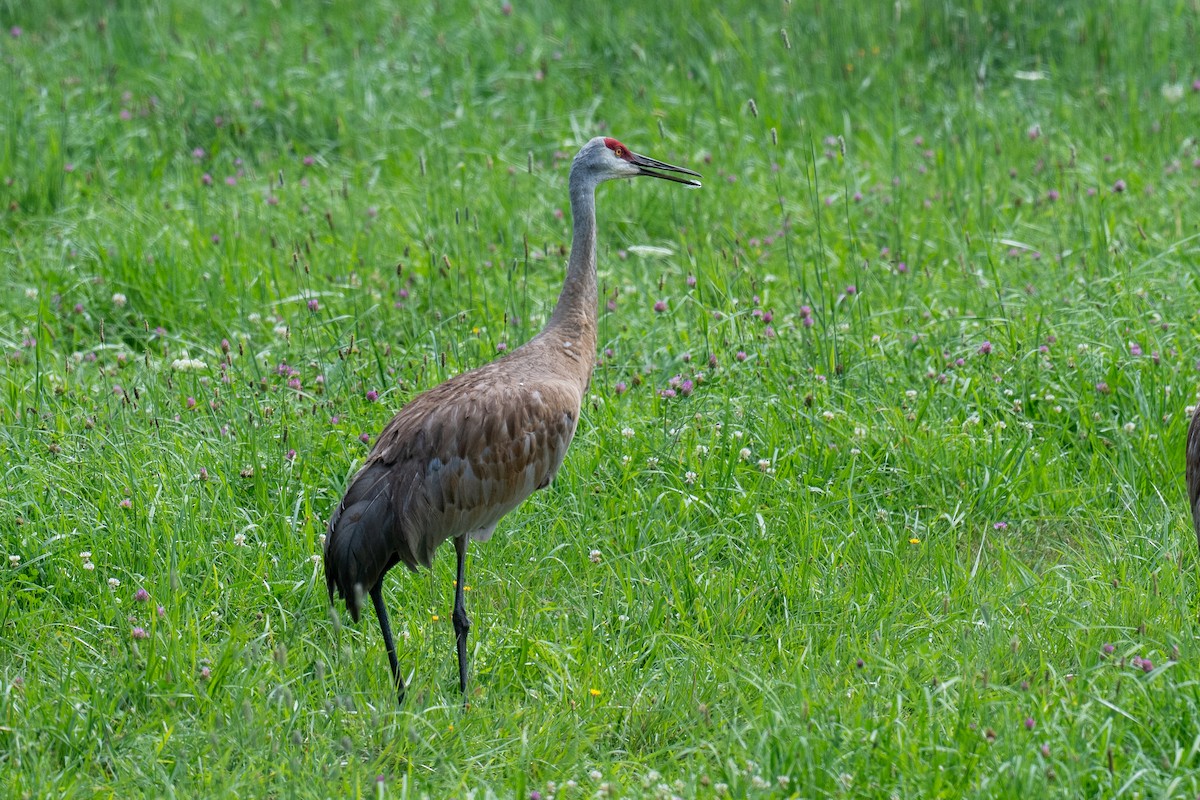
(3, 1, 1200, 796)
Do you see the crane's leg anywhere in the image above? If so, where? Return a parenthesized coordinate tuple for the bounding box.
(452, 535, 471, 700)
(370, 583, 406, 705)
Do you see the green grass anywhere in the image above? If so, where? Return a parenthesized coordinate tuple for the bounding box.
(3, 0, 1200, 796)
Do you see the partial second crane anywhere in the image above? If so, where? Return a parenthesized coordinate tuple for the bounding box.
(1188, 403, 1200, 553)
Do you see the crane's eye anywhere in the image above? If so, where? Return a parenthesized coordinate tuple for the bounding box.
(612, 147, 624, 158)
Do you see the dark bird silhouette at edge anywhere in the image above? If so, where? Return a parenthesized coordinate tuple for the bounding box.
(1188, 402, 1200, 555)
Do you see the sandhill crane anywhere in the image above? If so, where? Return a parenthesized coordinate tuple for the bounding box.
(324, 136, 700, 703)
(1188, 403, 1200, 552)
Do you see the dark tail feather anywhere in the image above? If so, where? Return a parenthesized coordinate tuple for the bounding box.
(325, 463, 398, 621)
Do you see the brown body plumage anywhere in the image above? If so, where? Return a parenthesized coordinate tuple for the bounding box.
(1188, 402, 1200, 554)
(325, 335, 591, 600)
(324, 136, 700, 703)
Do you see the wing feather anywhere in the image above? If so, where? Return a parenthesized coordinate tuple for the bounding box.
(324, 364, 581, 617)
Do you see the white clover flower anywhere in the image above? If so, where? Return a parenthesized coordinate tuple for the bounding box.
(112, 293, 127, 307)
(171, 358, 208, 372)
(621, 427, 635, 439)
(233, 532, 247, 546)
(684, 471, 697, 485)
(108, 577, 120, 588)
(739, 447, 752, 461)
(589, 549, 602, 564)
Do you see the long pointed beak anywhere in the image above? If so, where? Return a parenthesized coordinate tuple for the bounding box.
(630, 151, 702, 188)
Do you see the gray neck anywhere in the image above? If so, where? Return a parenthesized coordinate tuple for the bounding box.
(545, 171, 598, 343)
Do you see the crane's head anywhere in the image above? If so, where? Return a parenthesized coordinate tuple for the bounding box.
(573, 136, 702, 188)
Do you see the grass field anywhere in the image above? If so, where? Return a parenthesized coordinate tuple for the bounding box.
(3, 0, 1200, 796)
